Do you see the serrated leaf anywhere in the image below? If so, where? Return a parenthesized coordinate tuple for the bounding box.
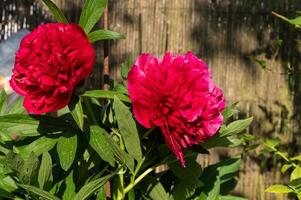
(74, 174, 113, 200)
(89, 126, 115, 166)
(220, 117, 253, 136)
(57, 133, 77, 171)
(0, 90, 7, 115)
(41, 0, 68, 23)
(79, 0, 108, 34)
(88, 29, 125, 43)
(17, 137, 57, 160)
(38, 152, 53, 189)
(19, 184, 60, 200)
(113, 96, 142, 161)
(81, 90, 131, 103)
(63, 171, 76, 200)
(291, 166, 301, 181)
(68, 97, 84, 131)
(265, 184, 292, 193)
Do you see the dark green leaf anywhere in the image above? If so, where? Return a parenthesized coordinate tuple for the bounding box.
(172, 179, 203, 200)
(41, 0, 68, 23)
(89, 126, 115, 166)
(207, 176, 220, 200)
(38, 152, 53, 189)
(145, 177, 171, 200)
(81, 90, 131, 103)
(68, 97, 84, 131)
(19, 183, 60, 200)
(88, 29, 125, 43)
(57, 133, 78, 171)
(74, 174, 113, 200)
(113, 96, 142, 161)
(79, 0, 107, 34)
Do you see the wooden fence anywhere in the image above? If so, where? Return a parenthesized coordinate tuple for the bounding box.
(2, 0, 301, 199)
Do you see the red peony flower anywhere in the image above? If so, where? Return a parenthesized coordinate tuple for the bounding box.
(10, 23, 95, 114)
(128, 52, 225, 166)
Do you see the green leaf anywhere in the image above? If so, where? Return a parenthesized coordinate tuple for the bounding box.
(291, 166, 301, 181)
(41, 0, 68, 23)
(19, 152, 40, 184)
(273, 12, 301, 27)
(57, 133, 78, 171)
(120, 56, 131, 80)
(281, 164, 293, 174)
(7, 97, 26, 114)
(81, 90, 131, 103)
(172, 179, 203, 200)
(202, 135, 243, 149)
(145, 177, 171, 200)
(79, 0, 107, 34)
(113, 96, 142, 161)
(105, 133, 135, 172)
(17, 137, 57, 159)
(74, 174, 113, 200)
(68, 97, 84, 131)
(63, 171, 76, 200)
(88, 29, 125, 43)
(89, 126, 115, 166)
(0, 90, 7, 115)
(222, 105, 239, 119)
(38, 152, 53, 189)
(207, 176, 220, 200)
(0, 176, 17, 193)
(265, 184, 293, 193)
(220, 117, 253, 136)
(18, 184, 60, 200)
(219, 195, 247, 200)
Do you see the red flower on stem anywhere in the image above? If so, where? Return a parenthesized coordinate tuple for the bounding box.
(10, 23, 95, 114)
(128, 52, 225, 166)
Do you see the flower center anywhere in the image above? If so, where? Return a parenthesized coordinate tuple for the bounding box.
(159, 97, 174, 115)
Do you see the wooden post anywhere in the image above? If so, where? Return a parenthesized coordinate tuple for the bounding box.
(103, 4, 110, 91)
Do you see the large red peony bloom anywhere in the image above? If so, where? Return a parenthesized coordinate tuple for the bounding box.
(128, 52, 225, 166)
(10, 23, 95, 114)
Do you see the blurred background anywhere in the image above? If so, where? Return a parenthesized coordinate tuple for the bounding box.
(1, 0, 301, 199)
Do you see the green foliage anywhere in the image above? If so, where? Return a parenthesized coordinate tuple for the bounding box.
(41, 0, 69, 23)
(88, 29, 125, 43)
(81, 90, 131, 103)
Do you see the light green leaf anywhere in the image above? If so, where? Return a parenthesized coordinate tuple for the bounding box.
(57, 133, 78, 171)
(88, 29, 125, 43)
(7, 97, 26, 114)
(265, 184, 293, 193)
(19, 152, 40, 184)
(41, 0, 68, 23)
(81, 90, 131, 103)
(89, 126, 115, 166)
(113, 96, 142, 161)
(68, 98, 84, 131)
(147, 179, 171, 200)
(74, 174, 113, 200)
(63, 171, 76, 200)
(222, 106, 239, 119)
(220, 117, 253, 136)
(281, 164, 293, 174)
(38, 152, 53, 189)
(0, 90, 7, 115)
(79, 0, 108, 34)
(19, 184, 60, 200)
(220, 195, 247, 200)
(120, 56, 131, 80)
(273, 12, 301, 28)
(291, 166, 301, 181)
(0, 176, 17, 193)
(17, 137, 57, 160)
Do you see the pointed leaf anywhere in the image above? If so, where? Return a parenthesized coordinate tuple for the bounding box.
(88, 29, 125, 43)
(113, 96, 142, 161)
(63, 171, 76, 200)
(42, 0, 68, 23)
(0, 90, 7, 115)
(265, 184, 293, 193)
(57, 133, 78, 171)
(68, 97, 84, 131)
(81, 90, 130, 103)
(291, 166, 301, 181)
(19, 184, 60, 200)
(38, 152, 53, 189)
(220, 117, 253, 136)
(79, 0, 108, 34)
(0, 176, 17, 193)
(74, 174, 113, 200)
(89, 126, 115, 166)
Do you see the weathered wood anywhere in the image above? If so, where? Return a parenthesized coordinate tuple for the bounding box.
(2, 0, 301, 199)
